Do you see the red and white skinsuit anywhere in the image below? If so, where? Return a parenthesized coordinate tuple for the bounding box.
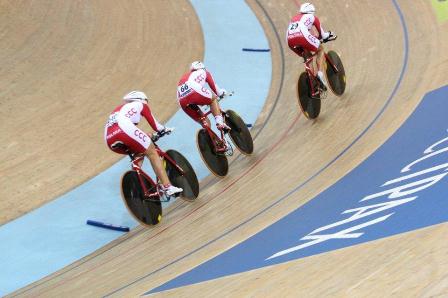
(286, 12, 330, 56)
(104, 101, 164, 154)
(176, 68, 225, 123)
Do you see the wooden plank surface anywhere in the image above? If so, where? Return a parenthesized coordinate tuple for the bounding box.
(6, 0, 448, 297)
(0, 0, 202, 224)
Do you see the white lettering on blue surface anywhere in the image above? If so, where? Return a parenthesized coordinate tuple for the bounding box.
(267, 131, 448, 260)
(311, 197, 417, 235)
(362, 172, 448, 202)
(267, 213, 393, 260)
(401, 136, 448, 172)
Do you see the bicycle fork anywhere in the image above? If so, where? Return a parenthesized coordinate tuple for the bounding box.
(214, 130, 234, 156)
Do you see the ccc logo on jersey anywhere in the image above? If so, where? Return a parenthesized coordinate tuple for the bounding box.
(126, 108, 138, 118)
(134, 130, 147, 142)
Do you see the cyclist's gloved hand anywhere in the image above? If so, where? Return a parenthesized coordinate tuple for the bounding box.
(323, 31, 337, 43)
(218, 88, 227, 99)
(159, 126, 174, 136)
(151, 132, 160, 142)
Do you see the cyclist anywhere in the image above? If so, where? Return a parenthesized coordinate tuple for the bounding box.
(104, 90, 182, 196)
(177, 61, 230, 131)
(286, 2, 336, 90)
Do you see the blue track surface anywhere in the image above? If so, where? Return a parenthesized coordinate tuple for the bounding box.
(0, 1, 271, 295)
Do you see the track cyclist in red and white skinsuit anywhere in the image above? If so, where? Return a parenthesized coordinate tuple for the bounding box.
(177, 61, 230, 131)
(104, 90, 182, 196)
(286, 2, 336, 90)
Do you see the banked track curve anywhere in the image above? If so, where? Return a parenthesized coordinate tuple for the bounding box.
(9, 0, 448, 297)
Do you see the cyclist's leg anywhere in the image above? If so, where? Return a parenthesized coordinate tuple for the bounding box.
(179, 90, 227, 128)
(209, 96, 228, 129)
(179, 94, 208, 124)
(116, 120, 180, 192)
(145, 144, 182, 195)
(106, 123, 146, 165)
(143, 138, 183, 195)
(209, 96, 220, 117)
(287, 35, 306, 57)
(191, 87, 228, 129)
(105, 125, 128, 154)
(145, 143, 169, 185)
(315, 44, 327, 89)
(316, 44, 325, 75)
(303, 33, 327, 87)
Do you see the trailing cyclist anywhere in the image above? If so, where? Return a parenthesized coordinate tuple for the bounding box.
(104, 90, 182, 196)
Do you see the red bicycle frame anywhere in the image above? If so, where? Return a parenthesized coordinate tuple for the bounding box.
(129, 144, 185, 199)
(129, 155, 159, 199)
(301, 48, 340, 97)
(325, 52, 339, 73)
(198, 109, 228, 153)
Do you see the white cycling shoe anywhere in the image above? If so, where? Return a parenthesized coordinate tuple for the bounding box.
(162, 185, 183, 196)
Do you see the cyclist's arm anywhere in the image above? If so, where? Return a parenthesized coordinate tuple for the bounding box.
(205, 70, 224, 97)
(313, 16, 329, 40)
(141, 104, 164, 132)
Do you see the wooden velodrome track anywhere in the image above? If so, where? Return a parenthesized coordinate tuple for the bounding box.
(3, 0, 448, 297)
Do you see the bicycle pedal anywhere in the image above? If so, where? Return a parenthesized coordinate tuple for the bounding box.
(215, 143, 227, 153)
(320, 89, 328, 99)
(224, 141, 234, 156)
(160, 195, 172, 202)
(144, 197, 165, 203)
(310, 93, 321, 100)
(225, 148, 234, 156)
(215, 149, 227, 156)
(319, 82, 328, 92)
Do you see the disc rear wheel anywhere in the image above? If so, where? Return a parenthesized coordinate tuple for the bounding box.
(121, 171, 162, 226)
(297, 72, 321, 119)
(196, 129, 229, 177)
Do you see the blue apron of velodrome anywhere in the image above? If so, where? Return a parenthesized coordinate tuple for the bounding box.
(0, 1, 271, 295)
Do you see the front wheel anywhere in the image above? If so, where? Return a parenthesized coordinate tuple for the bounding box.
(196, 129, 229, 177)
(120, 171, 162, 226)
(297, 72, 321, 119)
(225, 110, 254, 155)
(325, 50, 346, 96)
(165, 150, 199, 201)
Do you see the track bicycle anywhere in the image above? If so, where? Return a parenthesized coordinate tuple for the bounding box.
(113, 130, 199, 226)
(194, 92, 254, 177)
(296, 34, 346, 119)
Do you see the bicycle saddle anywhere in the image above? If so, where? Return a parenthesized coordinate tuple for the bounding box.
(111, 141, 128, 151)
(187, 104, 201, 112)
(294, 46, 313, 62)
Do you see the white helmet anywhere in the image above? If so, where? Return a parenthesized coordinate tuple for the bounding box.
(190, 61, 205, 71)
(123, 90, 148, 103)
(300, 3, 315, 14)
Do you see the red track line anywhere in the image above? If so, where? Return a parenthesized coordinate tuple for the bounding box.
(33, 114, 300, 295)
(147, 114, 300, 241)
